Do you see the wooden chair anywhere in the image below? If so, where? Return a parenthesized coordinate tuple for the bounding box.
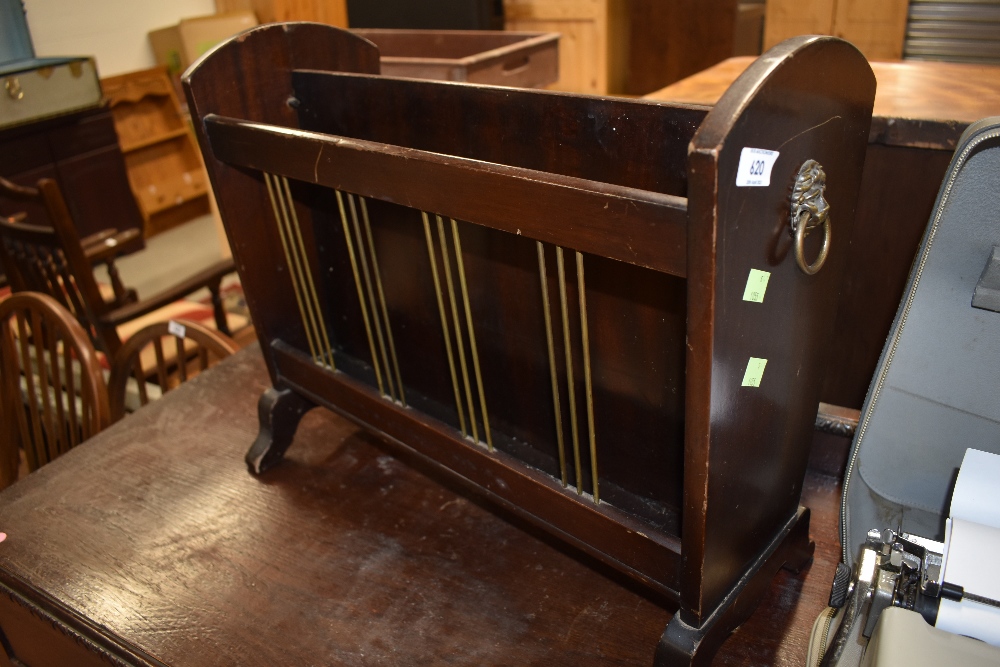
(0, 176, 239, 358)
(0, 291, 110, 487)
(107, 319, 237, 422)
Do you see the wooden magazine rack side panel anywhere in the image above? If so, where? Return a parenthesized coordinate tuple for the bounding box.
(185, 23, 875, 666)
(684, 39, 876, 624)
(184, 24, 380, 379)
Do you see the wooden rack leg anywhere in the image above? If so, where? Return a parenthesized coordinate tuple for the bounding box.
(246, 387, 315, 474)
(655, 507, 814, 666)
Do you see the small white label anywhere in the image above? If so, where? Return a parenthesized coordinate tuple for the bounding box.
(736, 147, 779, 187)
(167, 320, 187, 339)
(742, 269, 771, 303)
(742, 357, 767, 387)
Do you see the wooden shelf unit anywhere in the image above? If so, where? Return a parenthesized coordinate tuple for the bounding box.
(101, 66, 210, 237)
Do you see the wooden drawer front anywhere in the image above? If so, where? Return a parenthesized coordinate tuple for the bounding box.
(0, 589, 131, 667)
(0, 131, 51, 176)
(48, 109, 120, 162)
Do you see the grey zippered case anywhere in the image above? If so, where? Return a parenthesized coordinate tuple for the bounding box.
(841, 116, 1000, 567)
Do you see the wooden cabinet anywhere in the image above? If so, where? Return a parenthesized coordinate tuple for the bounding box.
(764, 0, 910, 60)
(0, 107, 144, 244)
(215, 0, 348, 26)
(504, 0, 760, 96)
(504, 0, 628, 94)
(101, 67, 210, 237)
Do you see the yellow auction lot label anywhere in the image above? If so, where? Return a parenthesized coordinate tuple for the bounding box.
(742, 357, 767, 387)
(743, 268, 770, 303)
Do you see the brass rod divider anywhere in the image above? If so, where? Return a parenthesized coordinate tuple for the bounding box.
(537, 242, 567, 486)
(348, 194, 394, 400)
(450, 218, 492, 452)
(422, 212, 467, 436)
(556, 246, 583, 492)
(335, 190, 385, 395)
(436, 215, 479, 444)
(281, 176, 335, 370)
(264, 172, 319, 363)
(577, 251, 598, 503)
(272, 174, 324, 364)
(360, 197, 405, 406)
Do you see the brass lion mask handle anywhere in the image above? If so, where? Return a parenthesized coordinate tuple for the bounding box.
(790, 159, 831, 275)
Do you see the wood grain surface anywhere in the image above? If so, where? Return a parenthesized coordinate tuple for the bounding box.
(0, 346, 843, 666)
(645, 57, 1000, 149)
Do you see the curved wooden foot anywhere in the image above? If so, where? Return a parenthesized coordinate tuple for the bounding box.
(655, 507, 814, 666)
(245, 387, 315, 474)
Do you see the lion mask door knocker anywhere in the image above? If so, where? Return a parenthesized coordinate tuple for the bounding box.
(790, 159, 831, 275)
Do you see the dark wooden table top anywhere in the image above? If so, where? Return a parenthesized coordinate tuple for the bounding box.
(0, 346, 842, 665)
(645, 57, 1000, 150)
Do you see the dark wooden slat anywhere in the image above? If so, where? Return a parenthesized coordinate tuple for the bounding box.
(271, 341, 684, 599)
(205, 116, 690, 277)
(291, 70, 706, 196)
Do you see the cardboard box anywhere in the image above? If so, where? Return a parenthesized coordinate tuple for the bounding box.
(149, 11, 258, 78)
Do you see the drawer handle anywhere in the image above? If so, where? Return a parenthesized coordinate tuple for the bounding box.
(790, 159, 831, 275)
(502, 56, 531, 75)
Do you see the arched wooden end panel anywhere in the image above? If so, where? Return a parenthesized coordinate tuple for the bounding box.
(184, 22, 380, 393)
(660, 35, 875, 665)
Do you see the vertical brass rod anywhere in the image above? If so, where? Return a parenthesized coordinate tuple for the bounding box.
(335, 190, 384, 395)
(422, 212, 467, 436)
(556, 246, 582, 492)
(360, 197, 405, 405)
(577, 251, 599, 504)
(264, 173, 319, 362)
(437, 215, 478, 444)
(537, 242, 567, 486)
(450, 218, 492, 452)
(348, 194, 394, 400)
(281, 176, 335, 370)
(273, 175, 325, 366)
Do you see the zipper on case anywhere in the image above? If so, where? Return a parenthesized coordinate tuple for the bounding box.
(839, 127, 1000, 564)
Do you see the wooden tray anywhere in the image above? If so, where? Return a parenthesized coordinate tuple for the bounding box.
(352, 29, 559, 88)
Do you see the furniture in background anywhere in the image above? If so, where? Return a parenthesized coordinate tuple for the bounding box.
(352, 29, 559, 87)
(345, 0, 500, 29)
(0, 345, 849, 665)
(645, 57, 1000, 411)
(620, 0, 764, 95)
(0, 291, 110, 489)
(216, 0, 348, 26)
(0, 176, 237, 358)
(107, 318, 237, 422)
(186, 24, 874, 664)
(101, 67, 211, 237)
(764, 0, 910, 60)
(0, 105, 145, 280)
(502, 0, 763, 96)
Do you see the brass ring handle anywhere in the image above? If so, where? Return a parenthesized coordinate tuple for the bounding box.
(793, 210, 831, 275)
(790, 159, 831, 275)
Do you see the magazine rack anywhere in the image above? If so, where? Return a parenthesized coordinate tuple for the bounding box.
(185, 24, 874, 664)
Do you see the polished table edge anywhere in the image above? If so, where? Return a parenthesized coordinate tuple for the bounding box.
(644, 56, 1000, 150)
(0, 568, 166, 667)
